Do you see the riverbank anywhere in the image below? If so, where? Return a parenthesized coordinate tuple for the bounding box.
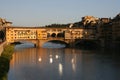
(0, 41, 7, 56)
(0, 45, 14, 80)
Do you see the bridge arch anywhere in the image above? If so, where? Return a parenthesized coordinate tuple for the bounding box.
(45, 40, 68, 48)
(13, 39, 38, 47)
(57, 33, 64, 38)
(48, 32, 64, 38)
(51, 33, 56, 37)
(39, 39, 69, 48)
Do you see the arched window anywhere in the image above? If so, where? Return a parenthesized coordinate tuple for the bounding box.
(51, 33, 56, 37)
(57, 33, 64, 38)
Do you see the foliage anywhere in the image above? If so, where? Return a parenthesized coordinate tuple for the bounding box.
(0, 45, 14, 80)
(1, 45, 14, 60)
(45, 23, 69, 28)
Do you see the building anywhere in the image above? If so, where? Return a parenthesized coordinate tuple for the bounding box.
(37, 29, 47, 39)
(100, 18, 111, 23)
(98, 13, 120, 48)
(112, 13, 120, 47)
(65, 28, 96, 40)
(6, 27, 37, 42)
(97, 17, 112, 47)
(0, 18, 12, 42)
(0, 18, 12, 30)
(82, 16, 99, 26)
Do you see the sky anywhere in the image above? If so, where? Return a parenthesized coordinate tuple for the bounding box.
(0, 0, 120, 26)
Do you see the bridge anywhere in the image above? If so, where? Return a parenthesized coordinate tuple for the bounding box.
(5, 26, 98, 47)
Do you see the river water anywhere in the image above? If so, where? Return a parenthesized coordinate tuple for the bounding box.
(8, 43, 120, 80)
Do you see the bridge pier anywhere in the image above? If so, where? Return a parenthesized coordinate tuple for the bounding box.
(63, 39, 75, 48)
(35, 40, 47, 48)
(34, 44, 37, 47)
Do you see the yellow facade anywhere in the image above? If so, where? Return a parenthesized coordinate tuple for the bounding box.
(65, 28, 96, 39)
(6, 27, 36, 42)
(6, 27, 97, 43)
(37, 29, 47, 39)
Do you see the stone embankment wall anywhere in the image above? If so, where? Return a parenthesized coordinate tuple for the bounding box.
(0, 41, 6, 56)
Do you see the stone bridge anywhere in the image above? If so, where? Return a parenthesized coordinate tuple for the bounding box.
(5, 26, 98, 47)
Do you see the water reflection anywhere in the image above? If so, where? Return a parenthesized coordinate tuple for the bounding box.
(14, 43, 35, 50)
(56, 55, 59, 59)
(42, 42, 66, 48)
(71, 55, 77, 72)
(8, 44, 120, 80)
(59, 63, 63, 76)
(38, 57, 42, 62)
(49, 57, 53, 63)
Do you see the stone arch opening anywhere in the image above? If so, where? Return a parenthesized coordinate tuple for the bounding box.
(51, 33, 56, 38)
(12, 40, 37, 47)
(42, 40, 69, 48)
(57, 33, 64, 38)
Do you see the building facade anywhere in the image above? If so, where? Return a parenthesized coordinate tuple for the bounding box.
(98, 13, 120, 48)
(0, 18, 12, 30)
(6, 27, 97, 44)
(112, 13, 120, 47)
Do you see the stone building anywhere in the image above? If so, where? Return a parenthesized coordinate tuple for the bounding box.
(97, 17, 112, 47)
(0, 18, 12, 42)
(82, 16, 99, 26)
(112, 13, 120, 48)
(0, 18, 12, 30)
(98, 13, 120, 48)
(6, 27, 37, 42)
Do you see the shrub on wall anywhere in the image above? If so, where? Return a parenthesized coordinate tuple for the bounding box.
(0, 45, 14, 80)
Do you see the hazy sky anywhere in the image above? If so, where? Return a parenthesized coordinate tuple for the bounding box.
(0, 0, 120, 26)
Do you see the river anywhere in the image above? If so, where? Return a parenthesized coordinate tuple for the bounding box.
(8, 43, 120, 80)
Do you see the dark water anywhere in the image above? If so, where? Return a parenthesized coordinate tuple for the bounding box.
(8, 43, 120, 80)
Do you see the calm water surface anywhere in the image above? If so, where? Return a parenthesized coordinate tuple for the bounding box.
(8, 43, 120, 80)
